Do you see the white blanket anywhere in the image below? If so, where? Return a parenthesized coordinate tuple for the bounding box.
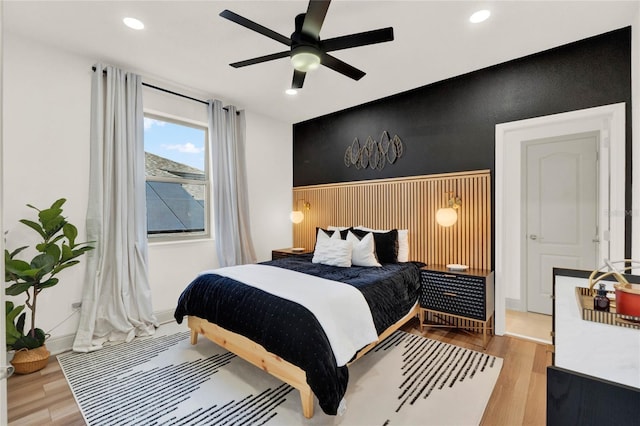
(200, 264, 378, 366)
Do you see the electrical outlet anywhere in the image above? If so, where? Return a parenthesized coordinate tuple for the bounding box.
(71, 302, 82, 310)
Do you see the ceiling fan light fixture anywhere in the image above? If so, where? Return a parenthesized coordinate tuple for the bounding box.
(291, 49, 321, 72)
(220, 2, 394, 88)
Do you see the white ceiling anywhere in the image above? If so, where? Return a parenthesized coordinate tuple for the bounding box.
(4, 1, 638, 124)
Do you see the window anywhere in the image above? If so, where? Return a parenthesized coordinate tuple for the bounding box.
(144, 114, 209, 239)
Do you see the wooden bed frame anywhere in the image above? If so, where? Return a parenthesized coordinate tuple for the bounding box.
(188, 303, 420, 419)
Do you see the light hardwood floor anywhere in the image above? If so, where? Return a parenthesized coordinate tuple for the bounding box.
(506, 309, 553, 343)
(7, 318, 551, 425)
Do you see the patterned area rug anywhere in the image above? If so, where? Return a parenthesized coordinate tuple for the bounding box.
(58, 323, 502, 425)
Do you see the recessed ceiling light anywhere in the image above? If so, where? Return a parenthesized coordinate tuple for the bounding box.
(469, 10, 490, 24)
(285, 88, 298, 96)
(123, 17, 145, 30)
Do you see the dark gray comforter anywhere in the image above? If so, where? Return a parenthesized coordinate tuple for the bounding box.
(174, 255, 422, 414)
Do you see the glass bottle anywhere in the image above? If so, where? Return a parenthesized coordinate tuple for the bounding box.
(593, 283, 610, 312)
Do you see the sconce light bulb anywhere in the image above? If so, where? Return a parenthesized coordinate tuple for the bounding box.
(436, 207, 458, 227)
(290, 210, 304, 224)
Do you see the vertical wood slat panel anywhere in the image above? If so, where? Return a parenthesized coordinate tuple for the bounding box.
(292, 170, 490, 270)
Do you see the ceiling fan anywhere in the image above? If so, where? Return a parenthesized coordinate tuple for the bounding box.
(219, 0, 394, 89)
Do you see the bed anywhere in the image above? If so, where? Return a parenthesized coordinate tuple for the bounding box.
(174, 250, 422, 418)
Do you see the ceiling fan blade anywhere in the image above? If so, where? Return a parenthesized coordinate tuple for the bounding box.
(220, 9, 291, 46)
(292, 70, 307, 89)
(322, 27, 394, 52)
(301, 0, 331, 39)
(230, 51, 290, 68)
(320, 52, 366, 80)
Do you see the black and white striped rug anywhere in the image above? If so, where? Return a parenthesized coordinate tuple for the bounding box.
(58, 323, 502, 425)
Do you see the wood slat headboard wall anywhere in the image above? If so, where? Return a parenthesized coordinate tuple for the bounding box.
(292, 170, 491, 270)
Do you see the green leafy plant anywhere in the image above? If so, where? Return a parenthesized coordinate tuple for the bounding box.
(5, 301, 24, 348)
(6, 300, 26, 349)
(5, 300, 45, 350)
(5, 198, 94, 349)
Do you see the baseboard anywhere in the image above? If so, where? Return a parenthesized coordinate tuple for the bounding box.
(505, 331, 552, 345)
(46, 308, 177, 356)
(155, 308, 176, 325)
(47, 334, 77, 356)
(506, 298, 524, 311)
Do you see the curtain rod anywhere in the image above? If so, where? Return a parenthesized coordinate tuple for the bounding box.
(91, 66, 236, 112)
(143, 81, 208, 105)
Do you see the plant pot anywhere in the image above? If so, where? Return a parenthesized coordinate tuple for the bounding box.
(10, 345, 50, 374)
(7, 350, 15, 363)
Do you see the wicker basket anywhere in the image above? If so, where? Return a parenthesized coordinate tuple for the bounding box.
(10, 345, 50, 375)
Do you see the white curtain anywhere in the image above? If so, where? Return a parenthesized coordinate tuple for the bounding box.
(208, 100, 257, 266)
(73, 64, 157, 352)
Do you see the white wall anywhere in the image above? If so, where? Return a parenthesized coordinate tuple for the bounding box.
(3, 33, 293, 345)
(244, 110, 293, 261)
(3, 35, 92, 343)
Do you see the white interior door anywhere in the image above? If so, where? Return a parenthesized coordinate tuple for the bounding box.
(525, 133, 598, 315)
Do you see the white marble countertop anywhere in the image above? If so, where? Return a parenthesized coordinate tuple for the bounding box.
(554, 272, 640, 388)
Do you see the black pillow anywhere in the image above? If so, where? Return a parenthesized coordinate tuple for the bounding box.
(316, 227, 351, 240)
(316, 227, 332, 238)
(338, 227, 352, 239)
(351, 228, 399, 263)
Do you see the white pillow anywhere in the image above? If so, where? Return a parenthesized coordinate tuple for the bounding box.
(354, 226, 409, 262)
(312, 237, 353, 267)
(346, 231, 381, 267)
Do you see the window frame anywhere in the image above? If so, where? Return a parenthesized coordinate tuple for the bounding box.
(144, 112, 211, 242)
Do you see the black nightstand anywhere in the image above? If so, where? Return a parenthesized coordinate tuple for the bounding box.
(271, 248, 313, 260)
(419, 265, 495, 348)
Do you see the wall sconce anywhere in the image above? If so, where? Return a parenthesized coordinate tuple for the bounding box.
(436, 192, 461, 227)
(290, 200, 311, 224)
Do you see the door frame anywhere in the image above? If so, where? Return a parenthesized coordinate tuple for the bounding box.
(495, 103, 626, 335)
(521, 132, 600, 314)
(1, 1, 7, 422)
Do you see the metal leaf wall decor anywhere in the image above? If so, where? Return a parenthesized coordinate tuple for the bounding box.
(344, 131, 403, 170)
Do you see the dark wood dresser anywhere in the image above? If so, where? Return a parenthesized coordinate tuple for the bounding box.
(271, 248, 313, 260)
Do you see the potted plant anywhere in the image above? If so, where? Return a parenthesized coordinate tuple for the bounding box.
(5, 301, 24, 363)
(4, 198, 93, 374)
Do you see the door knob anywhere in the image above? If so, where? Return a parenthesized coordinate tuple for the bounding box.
(529, 234, 538, 240)
(1, 365, 14, 380)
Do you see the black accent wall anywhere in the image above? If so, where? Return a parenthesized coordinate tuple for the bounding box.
(293, 26, 632, 257)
